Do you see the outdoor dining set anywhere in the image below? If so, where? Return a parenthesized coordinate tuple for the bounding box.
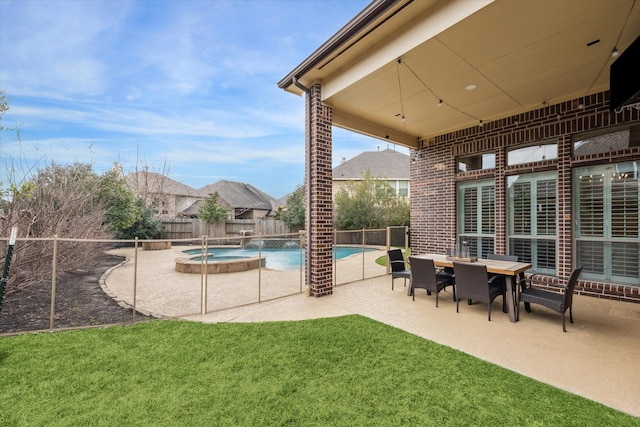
(388, 249, 582, 332)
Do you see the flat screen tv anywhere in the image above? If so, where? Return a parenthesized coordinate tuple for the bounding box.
(610, 34, 640, 112)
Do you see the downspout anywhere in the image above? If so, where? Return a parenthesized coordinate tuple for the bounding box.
(292, 77, 313, 292)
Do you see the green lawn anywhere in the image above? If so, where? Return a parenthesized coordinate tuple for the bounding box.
(0, 316, 635, 426)
(376, 247, 410, 267)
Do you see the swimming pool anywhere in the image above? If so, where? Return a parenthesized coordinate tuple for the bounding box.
(184, 246, 377, 270)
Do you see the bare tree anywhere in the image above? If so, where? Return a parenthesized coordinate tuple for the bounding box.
(2, 162, 112, 294)
(0, 93, 161, 295)
(118, 148, 173, 215)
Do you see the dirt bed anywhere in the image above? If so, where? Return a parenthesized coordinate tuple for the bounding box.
(0, 251, 148, 334)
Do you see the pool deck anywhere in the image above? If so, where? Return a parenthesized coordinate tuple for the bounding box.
(104, 245, 640, 417)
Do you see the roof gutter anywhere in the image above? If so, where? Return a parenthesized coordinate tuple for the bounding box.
(278, 0, 402, 91)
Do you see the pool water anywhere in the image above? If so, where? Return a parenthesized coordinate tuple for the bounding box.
(184, 247, 376, 270)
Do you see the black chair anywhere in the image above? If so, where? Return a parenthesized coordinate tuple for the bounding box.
(452, 262, 506, 321)
(407, 257, 455, 306)
(486, 253, 526, 291)
(388, 249, 411, 290)
(518, 266, 582, 332)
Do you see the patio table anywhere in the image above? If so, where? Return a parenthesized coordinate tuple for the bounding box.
(412, 254, 532, 323)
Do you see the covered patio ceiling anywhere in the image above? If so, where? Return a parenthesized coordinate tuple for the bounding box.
(279, 0, 640, 149)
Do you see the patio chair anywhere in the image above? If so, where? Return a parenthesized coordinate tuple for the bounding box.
(388, 249, 411, 290)
(407, 257, 455, 306)
(452, 262, 506, 321)
(487, 253, 518, 265)
(518, 266, 582, 332)
(486, 253, 526, 292)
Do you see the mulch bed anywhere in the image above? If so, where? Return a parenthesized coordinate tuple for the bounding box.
(0, 251, 147, 334)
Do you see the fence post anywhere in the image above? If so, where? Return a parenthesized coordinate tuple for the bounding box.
(405, 226, 409, 254)
(201, 235, 207, 314)
(49, 234, 58, 331)
(362, 228, 366, 281)
(386, 227, 391, 275)
(0, 227, 17, 314)
(333, 230, 337, 288)
(299, 230, 304, 293)
(258, 233, 262, 302)
(133, 237, 138, 322)
(204, 235, 209, 314)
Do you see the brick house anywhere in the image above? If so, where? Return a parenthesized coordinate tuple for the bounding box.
(279, 0, 640, 300)
(333, 148, 410, 199)
(124, 171, 280, 221)
(125, 171, 201, 218)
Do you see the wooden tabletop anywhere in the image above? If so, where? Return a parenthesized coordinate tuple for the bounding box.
(413, 253, 532, 276)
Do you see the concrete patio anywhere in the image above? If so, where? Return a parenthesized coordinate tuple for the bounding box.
(104, 246, 640, 417)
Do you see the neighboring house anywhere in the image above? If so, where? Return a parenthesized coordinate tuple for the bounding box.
(333, 148, 409, 198)
(199, 180, 280, 220)
(279, 0, 640, 300)
(124, 172, 202, 218)
(124, 172, 281, 222)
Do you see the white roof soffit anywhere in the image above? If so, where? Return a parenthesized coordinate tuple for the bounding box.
(280, 0, 640, 149)
(321, 0, 492, 100)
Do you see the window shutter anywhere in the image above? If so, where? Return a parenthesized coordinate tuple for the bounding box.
(536, 179, 556, 235)
(512, 182, 531, 234)
(508, 172, 557, 274)
(458, 180, 495, 259)
(536, 240, 556, 270)
(577, 241, 605, 274)
(611, 172, 638, 238)
(612, 242, 639, 278)
(463, 187, 477, 234)
(578, 175, 604, 236)
(510, 238, 532, 263)
(481, 185, 495, 233)
(481, 237, 495, 259)
(575, 162, 639, 284)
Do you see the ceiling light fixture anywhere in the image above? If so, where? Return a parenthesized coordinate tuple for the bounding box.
(479, 120, 483, 127)
(437, 99, 443, 107)
(465, 84, 477, 91)
(611, 47, 619, 57)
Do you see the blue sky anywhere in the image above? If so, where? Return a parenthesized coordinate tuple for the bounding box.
(0, 0, 406, 199)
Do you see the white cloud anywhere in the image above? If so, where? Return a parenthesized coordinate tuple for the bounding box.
(0, 0, 373, 197)
(0, 0, 128, 97)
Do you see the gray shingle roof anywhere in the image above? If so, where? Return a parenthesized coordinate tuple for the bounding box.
(333, 148, 409, 180)
(125, 172, 200, 197)
(199, 180, 278, 212)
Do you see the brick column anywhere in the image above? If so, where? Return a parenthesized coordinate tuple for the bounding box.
(307, 83, 334, 296)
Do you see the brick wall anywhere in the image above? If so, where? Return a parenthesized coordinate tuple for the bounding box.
(411, 91, 640, 303)
(308, 84, 334, 297)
